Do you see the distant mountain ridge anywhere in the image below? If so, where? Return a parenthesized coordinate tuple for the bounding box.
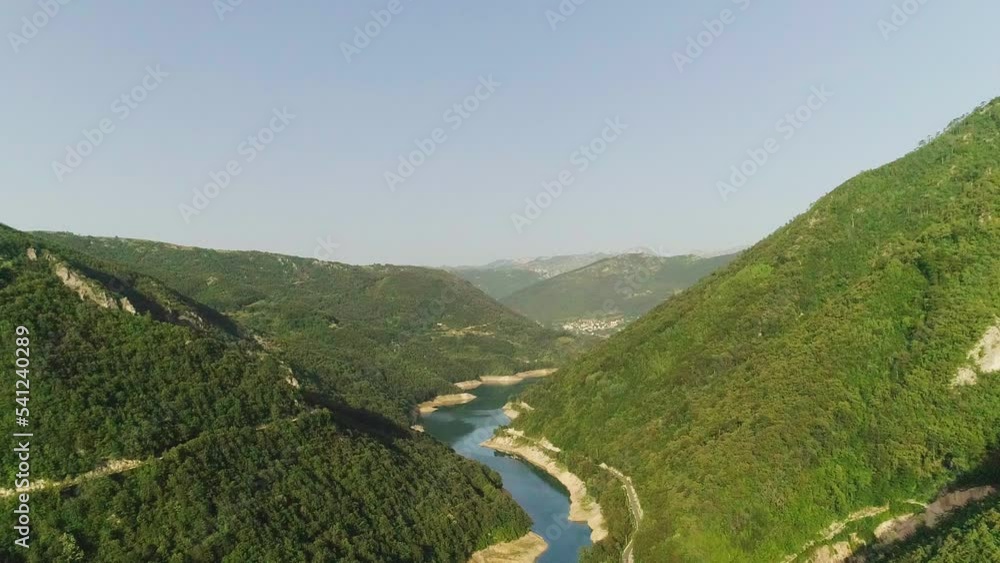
(475, 252, 614, 277)
(501, 252, 739, 336)
(449, 252, 612, 299)
(38, 233, 587, 423)
(451, 249, 745, 302)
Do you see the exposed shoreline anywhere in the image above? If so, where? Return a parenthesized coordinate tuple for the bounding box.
(421, 369, 557, 417)
(468, 532, 548, 563)
(502, 401, 534, 421)
(482, 430, 608, 543)
(455, 368, 558, 389)
(417, 393, 477, 415)
(422, 368, 576, 562)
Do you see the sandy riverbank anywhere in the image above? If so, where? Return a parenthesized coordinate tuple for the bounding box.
(432, 370, 558, 412)
(479, 368, 558, 386)
(468, 532, 548, 563)
(482, 430, 608, 543)
(417, 393, 477, 414)
(459, 369, 559, 389)
(502, 401, 535, 421)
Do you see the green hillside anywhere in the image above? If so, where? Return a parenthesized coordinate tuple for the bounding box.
(36, 234, 586, 422)
(501, 253, 739, 335)
(0, 224, 530, 561)
(449, 267, 544, 300)
(512, 98, 1000, 561)
(450, 253, 609, 299)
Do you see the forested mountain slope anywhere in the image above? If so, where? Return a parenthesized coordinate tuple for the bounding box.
(450, 252, 610, 299)
(501, 253, 739, 335)
(449, 267, 545, 301)
(36, 234, 585, 422)
(514, 98, 1000, 561)
(0, 224, 530, 561)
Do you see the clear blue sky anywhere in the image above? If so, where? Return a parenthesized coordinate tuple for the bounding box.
(3, 1, 999, 266)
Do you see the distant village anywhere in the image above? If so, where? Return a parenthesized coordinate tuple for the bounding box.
(561, 317, 627, 336)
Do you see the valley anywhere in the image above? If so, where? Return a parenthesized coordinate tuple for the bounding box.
(7, 94, 1000, 560)
(0, 225, 548, 561)
(421, 381, 596, 563)
(10, 92, 1000, 559)
(35, 233, 588, 423)
(456, 252, 739, 337)
(450, 253, 612, 300)
(9, 4, 1000, 562)
(504, 252, 738, 336)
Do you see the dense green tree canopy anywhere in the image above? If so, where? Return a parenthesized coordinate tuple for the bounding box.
(516, 98, 1000, 561)
(36, 233, 587, 422)
(501, 252, 738, 333)
(0, 225, 530, 561)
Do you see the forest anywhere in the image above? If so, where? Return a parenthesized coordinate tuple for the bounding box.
(37, 233, 588, 423)
(501, 252, 739, 331)
(514, 98, 1000, 561)
(0, 224, 531, 561)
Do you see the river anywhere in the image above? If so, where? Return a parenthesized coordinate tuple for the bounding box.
(421, 382, 593, 563)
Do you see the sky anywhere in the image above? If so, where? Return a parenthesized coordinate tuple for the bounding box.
(2, 1, 1000, 267)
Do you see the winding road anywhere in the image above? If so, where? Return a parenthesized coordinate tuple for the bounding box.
(2, 413, 316, 500)
(600, 463, 644, 563)
(0, 459, 144, 499)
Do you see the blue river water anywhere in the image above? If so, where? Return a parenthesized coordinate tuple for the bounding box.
(421, 382, 592, 563)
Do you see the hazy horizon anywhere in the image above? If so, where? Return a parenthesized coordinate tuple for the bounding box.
(4, 1, 1000, 266)
(17, 226, 746, 269)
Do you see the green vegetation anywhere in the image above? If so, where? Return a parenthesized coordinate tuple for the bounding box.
(857, 458, 1000, 562)
(514, 98, 1000, 561)
(449, 267, 544, 300)
(501, 253, 738, 334)
(879, 495, 1000, 562)
(0, 229, 296, 480)
(0, 412, 530, 563)
(449, 253, 609, 300)
(0, 224, 531, 561)
(36, 234, 587, 423)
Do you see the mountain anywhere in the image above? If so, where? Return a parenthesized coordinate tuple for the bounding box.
(448, 267, 546, 301)
(449, 252, 611, 299)
(0, 224, 531, 561)
(36, 233, 587, 423)
(501, 252, 740, 336)
(510, 98, 1000, 561)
